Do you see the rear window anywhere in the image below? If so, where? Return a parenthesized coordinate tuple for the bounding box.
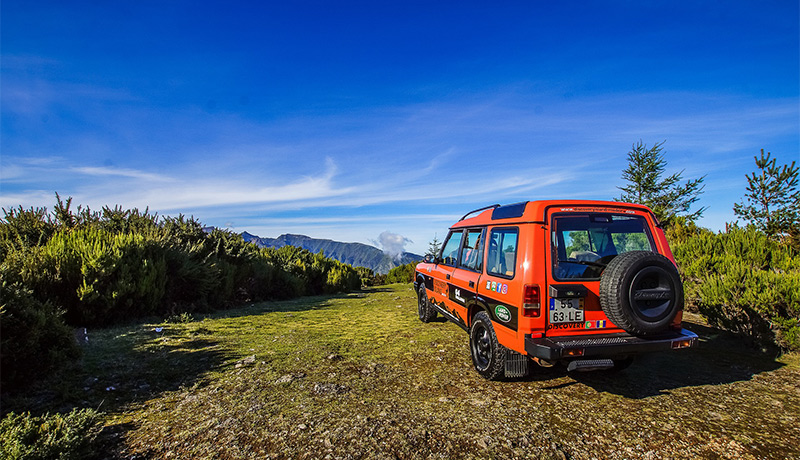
(459, 229, 485, 272)
(551, 214, 654, 280)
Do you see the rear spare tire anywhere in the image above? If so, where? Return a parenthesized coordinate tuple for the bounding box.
(599, 251, 683, 337)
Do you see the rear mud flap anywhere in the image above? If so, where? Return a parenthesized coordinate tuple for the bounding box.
(504, 349, 529, 378)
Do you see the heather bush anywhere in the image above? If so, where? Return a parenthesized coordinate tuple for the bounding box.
(269, 245, 360, 295)
(354, 266, 385, 286)
(1, 197, 362, 391)
(385, 262, 416, 284)
(0, 206, 56, 258)
(0, 409, 102, 460)
(3, 228, 167, 325)
(671, 225, 800, 351)
(0, 281, 79, 391)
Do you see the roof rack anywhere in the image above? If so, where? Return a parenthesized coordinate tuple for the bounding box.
(459, 204, 500, 221)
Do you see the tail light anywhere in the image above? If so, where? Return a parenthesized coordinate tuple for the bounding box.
(672, 339, 694, 349)
(522, 284, 540, 317)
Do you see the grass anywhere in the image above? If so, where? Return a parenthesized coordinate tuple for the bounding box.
(3, 284, 800, 459)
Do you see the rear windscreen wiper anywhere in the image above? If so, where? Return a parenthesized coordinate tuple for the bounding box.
(558, 258, 607, 268)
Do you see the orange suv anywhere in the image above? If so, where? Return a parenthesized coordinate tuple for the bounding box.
(414, 200, 697, 380)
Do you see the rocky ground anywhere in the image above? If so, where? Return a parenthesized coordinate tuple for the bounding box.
(7, 285, 799, 459)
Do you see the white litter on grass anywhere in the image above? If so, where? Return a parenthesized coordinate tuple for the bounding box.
(155, 327, 163, 333)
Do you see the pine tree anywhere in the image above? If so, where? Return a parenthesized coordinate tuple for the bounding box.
(616, 140, 706, 224)
(733, 149, 799, 241)
(427, 234, 442, 257)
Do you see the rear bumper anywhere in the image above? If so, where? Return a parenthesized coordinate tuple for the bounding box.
(524, 328, 699, 360)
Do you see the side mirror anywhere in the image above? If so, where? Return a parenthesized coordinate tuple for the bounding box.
(423, 254, 436, 264)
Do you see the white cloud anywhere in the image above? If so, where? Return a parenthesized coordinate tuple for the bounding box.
(372, 231, 412, 260)
(70, 166, 173, 182)
(2, 85, 796, 243)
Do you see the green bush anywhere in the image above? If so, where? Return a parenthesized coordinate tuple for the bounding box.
(385, 262, 416, 284)
(269, 246, 360, 295)
(354, 266, 385, 286)
(0, 409, 102, 460)
(0, 197, 363, 391)
(3, 229, 168, 326)
(0, 206, 56, 259)
(1, 208, 358, 327)
(671, 225, 800, 351)
(0, 281, 80, 391)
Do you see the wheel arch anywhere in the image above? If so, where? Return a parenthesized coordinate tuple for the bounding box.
(467, 298, 492, 329)
(415, 273, 426, 291)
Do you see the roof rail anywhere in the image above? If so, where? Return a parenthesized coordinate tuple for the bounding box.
(459, 204, 500, 221)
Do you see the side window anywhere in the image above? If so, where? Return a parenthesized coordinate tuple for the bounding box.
(487, 228, 518, 278)
(459, 229, 484, 271)
(440, 230, 464, 266)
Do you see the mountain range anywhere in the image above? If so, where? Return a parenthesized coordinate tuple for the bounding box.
(241, 233, 423, 274)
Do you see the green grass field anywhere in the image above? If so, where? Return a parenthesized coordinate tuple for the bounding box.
(6, 284, 800, 459)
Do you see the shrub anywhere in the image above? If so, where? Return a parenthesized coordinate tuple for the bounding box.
(671, 225, 800, 351)
(0, 206, 56, 258)
(385, 262, 416, 284)
(3, 228, 168, 326)
(0, 409, 103, 460)
(0, 196, 364, 391)
(0, 281, 79, 391)
(269, 246, 360, 295)
(354, 266, 385, 287)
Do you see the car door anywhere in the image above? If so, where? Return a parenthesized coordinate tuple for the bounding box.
(478, 226, 521, 342)
(448, 228, 485, 327)
(426, 229, 463, 325)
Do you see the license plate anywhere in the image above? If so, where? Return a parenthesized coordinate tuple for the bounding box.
(549, 297, 584, 323)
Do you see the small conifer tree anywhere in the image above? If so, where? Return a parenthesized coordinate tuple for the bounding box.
(427, 234, 442, 258)
(733, 149, 799, 243)
(616, 140, 706, 225)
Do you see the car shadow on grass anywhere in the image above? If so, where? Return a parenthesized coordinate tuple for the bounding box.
(512, 321, 786, 399)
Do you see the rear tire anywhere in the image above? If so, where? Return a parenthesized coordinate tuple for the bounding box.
(417, 287, 437, 323)
(469, 311, 506, 380)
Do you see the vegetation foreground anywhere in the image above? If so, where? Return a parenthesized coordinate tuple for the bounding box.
(3, 284, 798, 459)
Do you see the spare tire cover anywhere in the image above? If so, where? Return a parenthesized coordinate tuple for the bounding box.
(599, 251, 683, 337)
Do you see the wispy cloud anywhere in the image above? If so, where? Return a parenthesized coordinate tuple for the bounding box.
(70, 166, 173, 182)
(2, 85, 796, 253)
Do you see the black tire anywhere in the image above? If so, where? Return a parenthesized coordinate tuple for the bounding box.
(469, 311, 506, 380)
(599, 251, 683, 337)
(417, 287, 437, 323)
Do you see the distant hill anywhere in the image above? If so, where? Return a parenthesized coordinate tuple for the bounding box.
(242, 232, 423, 274)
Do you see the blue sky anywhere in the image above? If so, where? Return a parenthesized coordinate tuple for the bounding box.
(2, 1, 798, 255)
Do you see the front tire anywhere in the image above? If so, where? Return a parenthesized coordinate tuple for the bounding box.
(469, 311, 506, 380)
(417, 287, 437, 323)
